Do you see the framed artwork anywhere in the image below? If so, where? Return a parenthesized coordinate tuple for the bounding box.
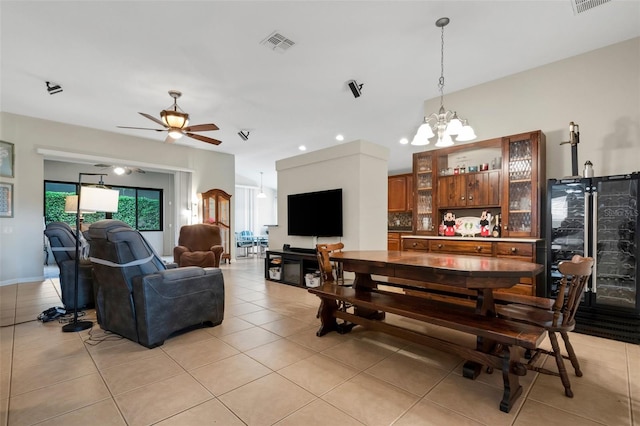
(0, 141, 14, 178)
(0, 182, 13, 218)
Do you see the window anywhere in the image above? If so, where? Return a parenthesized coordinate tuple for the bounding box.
(44, 181, 163, 231)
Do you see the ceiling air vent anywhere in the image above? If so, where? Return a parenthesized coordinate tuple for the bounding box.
(260, 31, 295, 53)
(571, 0, 611, 15)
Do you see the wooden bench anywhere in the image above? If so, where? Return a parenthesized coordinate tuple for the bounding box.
(309, 283, 546, 413)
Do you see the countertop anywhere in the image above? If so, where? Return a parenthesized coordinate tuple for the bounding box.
(401, 235, 543, 243)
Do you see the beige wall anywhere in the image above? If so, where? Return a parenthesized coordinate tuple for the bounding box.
(0, 112, 235, 285)
(272, 139, 388, 252)
(420, 37, 640, 179)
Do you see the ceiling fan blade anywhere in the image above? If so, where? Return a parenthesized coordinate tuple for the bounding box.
(183, 123, 219, 132)
(139, 112, 168, 128)
(185, 132, 222, 145)
(94, 163, 112, 168)
(117, 125, 165, 132)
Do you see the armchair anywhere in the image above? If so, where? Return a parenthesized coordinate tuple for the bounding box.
(174, 224, 224, 267)
(44, 222, 94, 309)
(88, 220, 225, 348)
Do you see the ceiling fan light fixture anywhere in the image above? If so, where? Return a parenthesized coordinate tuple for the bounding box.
(161, 110, 189, 129)
(168, 128, 184, 139)
(113, 166, 126, 175)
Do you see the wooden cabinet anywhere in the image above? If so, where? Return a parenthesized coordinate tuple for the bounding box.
(402, 236, 545, 296)
(412, 130, 544, 238)
(388, 232, 410, 251)
(201, 188, 232, 263)
(413, 153, 435, 232)
(428, 239, 493, 256)
(501, 131, 546, 238)
(437, 170, 501, 209)
(388, 174, 413, 212)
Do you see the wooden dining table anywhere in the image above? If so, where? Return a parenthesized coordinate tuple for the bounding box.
(329, 250, 545, 377)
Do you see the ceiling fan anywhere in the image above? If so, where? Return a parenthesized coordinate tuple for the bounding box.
(117, 90, 222, 145)
(95, 164, 145, 175)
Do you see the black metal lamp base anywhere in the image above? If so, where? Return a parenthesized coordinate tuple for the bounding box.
(62, 320, 93, 333)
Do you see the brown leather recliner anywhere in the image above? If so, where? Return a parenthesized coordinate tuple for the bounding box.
(174, 224, 225, 267)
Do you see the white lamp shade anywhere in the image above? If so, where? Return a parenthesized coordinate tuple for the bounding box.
(64, 195, 96, 214)
(435, 133, 454, 148)
(411, 122, 435, 146)
(80, 186, 119, 212)
(168, 129, 184, 139)
(456, 123, 477, 142)
(445, 115, 463, 135)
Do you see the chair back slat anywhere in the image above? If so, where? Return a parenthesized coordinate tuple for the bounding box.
(554, 255, 594, 327)
(316, 242, 344, 284)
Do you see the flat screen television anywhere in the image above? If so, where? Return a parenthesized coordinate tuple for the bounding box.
(287, 188, 343, 237)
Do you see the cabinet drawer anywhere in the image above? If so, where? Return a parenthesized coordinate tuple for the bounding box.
(429, 240, 492, 256)
(403, 239, 429, 251)
(495, 242, 533, 258)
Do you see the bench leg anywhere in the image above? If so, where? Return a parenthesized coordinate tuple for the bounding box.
(500, 345, 524, 413)
(316, 297, 340, 336)
(464, 288, 498, 379)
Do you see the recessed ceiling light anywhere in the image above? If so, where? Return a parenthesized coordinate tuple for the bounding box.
(336, 134, 344, 141)
(399, 138, 409, 145)
(298, 145, 307, 151)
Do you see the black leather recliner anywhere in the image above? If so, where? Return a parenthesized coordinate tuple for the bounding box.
(44, 222, 94, 309)
(88, 219, 225, 348)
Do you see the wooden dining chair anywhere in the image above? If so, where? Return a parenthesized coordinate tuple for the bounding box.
(316, 242, 348, 285)
(315, 243, 355, 329)
(497, 254, 594, 397)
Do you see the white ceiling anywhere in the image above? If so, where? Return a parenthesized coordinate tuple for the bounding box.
(2, 1, 639, 190)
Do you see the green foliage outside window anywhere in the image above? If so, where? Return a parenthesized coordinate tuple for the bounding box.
(44, 191, 160, 230)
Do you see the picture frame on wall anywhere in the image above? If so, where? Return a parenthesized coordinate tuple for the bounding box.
(0, 141, 15, 178)
(0, 182, 13, 218)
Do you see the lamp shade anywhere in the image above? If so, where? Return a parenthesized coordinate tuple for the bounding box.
(161, 110, 189, 129)
(64, 195, 96, 214)
(80, 186, 119, 212)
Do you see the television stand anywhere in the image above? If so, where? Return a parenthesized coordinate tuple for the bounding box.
(265, 249, 319, 288)
(282, 245, 317, 255)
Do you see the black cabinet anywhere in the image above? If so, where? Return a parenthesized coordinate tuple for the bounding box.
(265, 249, 319, 288)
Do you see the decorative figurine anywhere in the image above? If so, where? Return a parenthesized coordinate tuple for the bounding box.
(479, 210, 492, 237)
(443, 211, 457, 236)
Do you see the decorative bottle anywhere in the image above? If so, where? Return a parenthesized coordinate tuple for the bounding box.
(492, 214, 502, 238)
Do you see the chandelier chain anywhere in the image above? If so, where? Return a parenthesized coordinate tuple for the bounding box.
(438, 24, 445, 105)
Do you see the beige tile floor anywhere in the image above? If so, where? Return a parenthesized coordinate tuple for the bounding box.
(1, 257, 638, 425)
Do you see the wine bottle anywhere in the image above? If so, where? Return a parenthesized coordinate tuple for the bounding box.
(492, 214, 502, 238)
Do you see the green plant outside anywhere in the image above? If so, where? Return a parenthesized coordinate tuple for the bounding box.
(44, 191, 160, 230)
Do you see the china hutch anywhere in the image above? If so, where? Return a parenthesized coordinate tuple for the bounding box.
(201, 188, 232, 263)
(404, 130, 546, 296)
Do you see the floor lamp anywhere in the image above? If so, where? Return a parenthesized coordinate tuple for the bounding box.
(63, 173, 119, 333)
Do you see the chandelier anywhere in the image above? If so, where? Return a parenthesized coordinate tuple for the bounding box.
(411, 17, 476, 148)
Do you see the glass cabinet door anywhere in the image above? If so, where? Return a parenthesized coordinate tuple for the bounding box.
(414, 152, 434, 233)
(502, 131, 543, 238)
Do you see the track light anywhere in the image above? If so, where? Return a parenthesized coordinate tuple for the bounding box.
(46, 81, 63, 95)
(238, 131, 250, 141)
(347, 80, 363, 98)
